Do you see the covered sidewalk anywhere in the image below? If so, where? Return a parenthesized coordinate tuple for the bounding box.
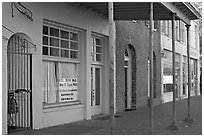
(9, 95, 202, 135)
(80, 2, 201, 134)
(2, 2, 201, 135)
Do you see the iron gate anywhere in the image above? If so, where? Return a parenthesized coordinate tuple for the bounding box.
(7, 34, 32, 132)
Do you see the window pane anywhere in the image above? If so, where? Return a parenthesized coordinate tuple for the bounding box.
(50, 48, 59, 56)
(96, 38, 101, 45)
(50, 27, 59, 37)
(70, 51, 78, 59)
(43, 36, 48, 45)
(61, 40, 69, 49)
(96, 54, 101, 61)
(50, 38, 59, 47)
(95, 68, 100, 105)
(42, 46, 49, 55)
(70, 42, 78, 50)
(61, 49, 69, 58)
(43, 26, 48, 35)
(96, 46, 102, 53)
(61, 30, 69, 39)
(70, 32, 78, 41)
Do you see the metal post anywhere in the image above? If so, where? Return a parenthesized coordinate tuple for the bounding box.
(149, 2, 154, 135)
(168, 13, 179, 131)
(30, 55, 33, 129)
(109, 2, 116, 135)
(184, 24, 194, 122)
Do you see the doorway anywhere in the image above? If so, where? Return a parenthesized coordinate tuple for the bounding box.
(91, 65, 102, 116)
(7, 34, 33, 133)
(124, 48, 132, 110)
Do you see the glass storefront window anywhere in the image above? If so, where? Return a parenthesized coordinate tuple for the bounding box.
(43, 61, 78, 104)
(163, 50, 173, 93)
(163, 50, 181, 97)
(42, 20, 81, 105)
(182, 56, 187, 95)
(175, 54, 180, 98)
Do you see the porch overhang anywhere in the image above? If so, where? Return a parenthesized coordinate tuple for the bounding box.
(75, 2, 201, 25)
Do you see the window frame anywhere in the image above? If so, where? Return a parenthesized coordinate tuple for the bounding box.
(42, 19, 83, 106)
(42, 20, 82, 62)
(91, 33, 105, 65)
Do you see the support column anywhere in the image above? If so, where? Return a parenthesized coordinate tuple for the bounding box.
(184, 24, 194, 122)
(85, 30, 92, 120)
(168, 13, 179, 131)
(149, 2, 154, 135)
(108, 2, 116, 135)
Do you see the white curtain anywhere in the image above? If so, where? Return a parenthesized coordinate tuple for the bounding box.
(43, 62, 48, 103)
(59, 62, 77, 78)
(43, 61, 57, 103)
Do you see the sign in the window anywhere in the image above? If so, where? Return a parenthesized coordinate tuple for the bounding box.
(58, 78, 77, 102)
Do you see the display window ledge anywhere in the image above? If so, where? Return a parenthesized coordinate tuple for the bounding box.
(43, 101, 83, 112)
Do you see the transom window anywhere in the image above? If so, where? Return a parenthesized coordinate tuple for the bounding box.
(91, 36, 103, 62)
(42, 25, 79, 59)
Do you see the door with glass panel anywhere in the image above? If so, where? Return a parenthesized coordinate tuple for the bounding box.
(91, 65, 102, 116)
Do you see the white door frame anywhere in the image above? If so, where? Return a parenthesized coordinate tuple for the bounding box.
(91, 65, 102, 116)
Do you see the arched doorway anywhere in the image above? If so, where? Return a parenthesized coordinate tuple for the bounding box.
(124, 48, 132, 110)
(7, 33, 33, 133)
(124, 44, 136, 110)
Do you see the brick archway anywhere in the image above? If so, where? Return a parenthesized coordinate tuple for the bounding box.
(127, 44, 136, 110)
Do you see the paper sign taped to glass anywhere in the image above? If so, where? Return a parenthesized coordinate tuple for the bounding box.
(59, 78, 78, 102)
(59, 78, 77, 91)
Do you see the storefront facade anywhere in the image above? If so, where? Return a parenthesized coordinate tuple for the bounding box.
(161, 20, 200, 103)
(2, 2, 201, 135)
(2, 2, 110, 134)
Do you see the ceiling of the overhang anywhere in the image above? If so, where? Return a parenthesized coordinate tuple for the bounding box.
(74, 2, 200, 21)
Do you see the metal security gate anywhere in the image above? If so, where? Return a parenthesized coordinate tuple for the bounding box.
(7, 34, 32, 132)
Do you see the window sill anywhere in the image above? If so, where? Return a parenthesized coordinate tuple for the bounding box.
(43, 100, 82, 110)
(42, 55, 80, 63)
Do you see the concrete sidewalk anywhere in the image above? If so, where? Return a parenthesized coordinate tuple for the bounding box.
(9, 95, 202, 135)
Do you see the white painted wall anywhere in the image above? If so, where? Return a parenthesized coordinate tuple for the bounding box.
(2, 2, 109, 134)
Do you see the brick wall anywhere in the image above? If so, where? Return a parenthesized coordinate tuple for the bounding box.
(115, 21, 161, 112)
